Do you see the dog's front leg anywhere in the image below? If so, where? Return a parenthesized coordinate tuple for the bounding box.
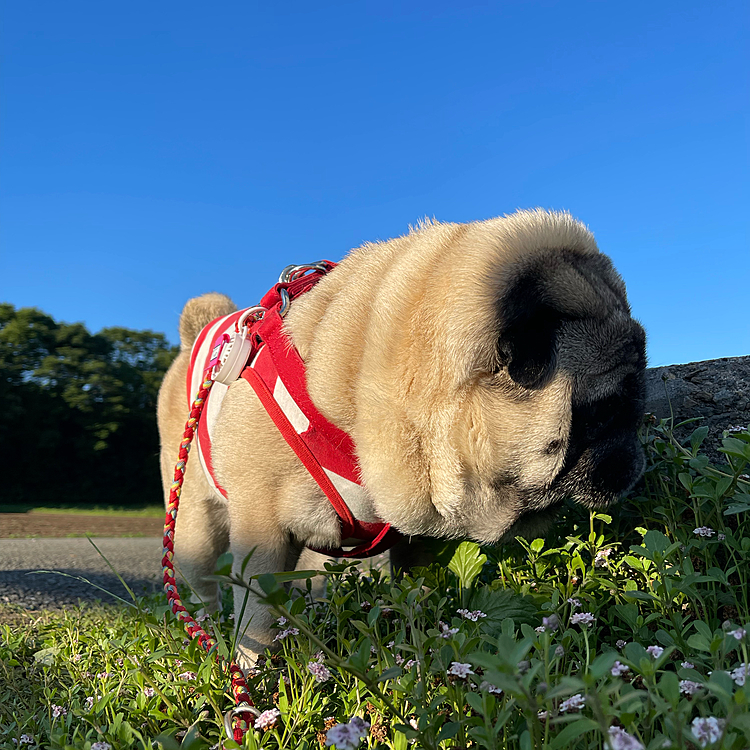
(229, 518, 304, 671)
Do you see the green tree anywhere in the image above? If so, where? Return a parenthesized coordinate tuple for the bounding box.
(0, 304, 178, 507)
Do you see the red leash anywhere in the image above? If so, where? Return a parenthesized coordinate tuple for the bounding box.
(162, 375, 259, 744)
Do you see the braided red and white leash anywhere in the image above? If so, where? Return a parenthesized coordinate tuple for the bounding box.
(162, 375, 259, 744)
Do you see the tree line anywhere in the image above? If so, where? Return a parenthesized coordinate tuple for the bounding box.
(0, 303, 178, 508)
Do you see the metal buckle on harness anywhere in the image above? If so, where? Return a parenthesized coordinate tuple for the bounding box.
(223, 703, 261, 740)
(278, 262, 331, 318)
(278, 262, 330, 284)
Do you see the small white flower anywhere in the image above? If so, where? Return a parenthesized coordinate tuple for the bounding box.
(273, 627, 299, 642)
(646, 645, 664, 658)
(447, 662, 474, 679)
(143, 687, 156, 698)
(729, 627, 746, 641)
(730, 663, 749, 686)
(607, 726, 644, 750)
(594, 549, 612, 567)
(554, 645, 565, 657)
(456, 609, 487, 621)
(195, 613, 210, 623)
(726, 425, 746, 433)
(276, 616, 287, 626)
(611, 660, 630, 677)
(255, 708, 281, 731)
(409, 718, 418, 730)
(679, 680, 702, 695)
(691, 716, 725, 747)
(84, 696, 95, 710)
(96, 671, 112, 680)
(681, 661, 695, 669)
(535, 625, 546, 633)
(570, 612, 596, 626)
(17, 735, 34, 745)
(438, 622, 459, 639)
(479, 680, 502, 695)
(51, 704, 67, 719)
(559, 693, 586, 712)
(308, 660, 332, 683)
(693, 527, 715, 538)
(616, 639, 627, 649)
(325, 717, 369, 749)
(717, 533, 726, 541)
(178, 671, 197, 680)
(538, 710, 549, 719)
(91, 743, 112, 750)
(567, 598, 582, 608)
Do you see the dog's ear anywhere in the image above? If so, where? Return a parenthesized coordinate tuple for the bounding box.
(497, 251, 626, 390)
(497, 272, 561, 390)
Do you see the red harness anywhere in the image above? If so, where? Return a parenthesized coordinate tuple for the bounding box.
(186, 262, 401, 559)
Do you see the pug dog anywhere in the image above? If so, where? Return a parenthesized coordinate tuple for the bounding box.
(157, 209, 646, 668)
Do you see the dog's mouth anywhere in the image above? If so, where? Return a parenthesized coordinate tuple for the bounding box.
(499, 502, 565, 542)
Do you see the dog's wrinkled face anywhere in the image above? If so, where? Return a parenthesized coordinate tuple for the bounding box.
(459, 248, 647, 542)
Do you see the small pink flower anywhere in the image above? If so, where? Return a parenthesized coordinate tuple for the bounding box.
(178, 671, 197, 681)
(143, 687, 156, 698)
(308, 660, 332, 683)
(255, 708, 281, 731)
(51, 704, 67, 718)
(273, 627, 299, 642)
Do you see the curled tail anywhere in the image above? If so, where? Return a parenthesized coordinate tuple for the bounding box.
(178, 293, 237, 350)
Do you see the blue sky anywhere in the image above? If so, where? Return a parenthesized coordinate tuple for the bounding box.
(2, 1, 747, 367)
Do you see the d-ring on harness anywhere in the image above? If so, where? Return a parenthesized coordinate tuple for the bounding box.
(164, 261, 402, 743)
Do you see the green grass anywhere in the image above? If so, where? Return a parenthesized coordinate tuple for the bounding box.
(0, 505, 164, 517)
(1, 419, 749, 750)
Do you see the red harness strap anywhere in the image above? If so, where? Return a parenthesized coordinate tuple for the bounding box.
(216, 264, 401, 558)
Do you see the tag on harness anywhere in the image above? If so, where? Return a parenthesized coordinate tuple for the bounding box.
(210, 330, 253, 384)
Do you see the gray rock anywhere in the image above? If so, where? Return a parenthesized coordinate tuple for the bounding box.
(644, 355, 750, 463)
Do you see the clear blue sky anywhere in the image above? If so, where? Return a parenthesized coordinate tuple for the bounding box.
(2, 1, 748, 367)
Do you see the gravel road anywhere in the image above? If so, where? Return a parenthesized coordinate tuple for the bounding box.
(0, 537, 163, 611)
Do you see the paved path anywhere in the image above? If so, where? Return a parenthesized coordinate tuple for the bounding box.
(0, 537, 163, 610)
